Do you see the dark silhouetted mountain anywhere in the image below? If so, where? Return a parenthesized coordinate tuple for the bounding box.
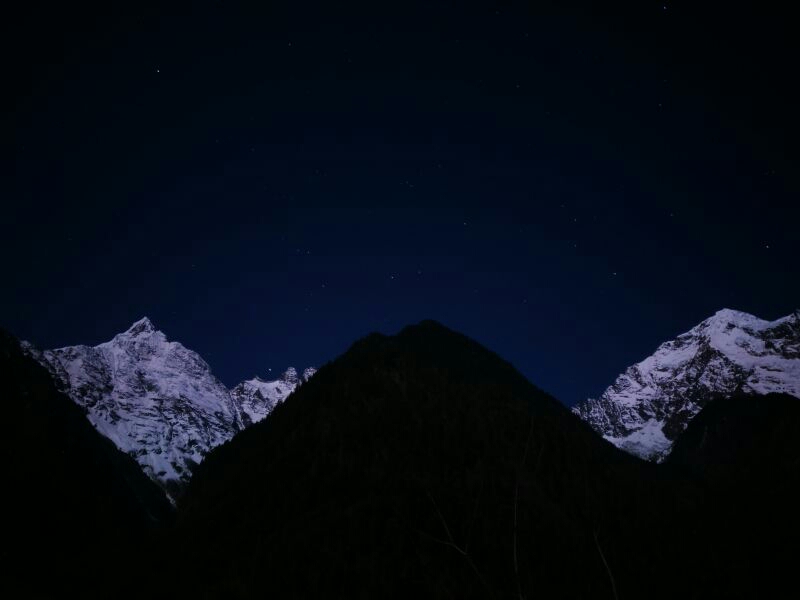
(667, 392, 800, 480)
(662, 393, 800, 598)
(0, 328, 173, 598)
(171, 321, 682, 599)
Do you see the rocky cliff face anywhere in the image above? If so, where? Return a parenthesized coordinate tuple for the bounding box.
(573, 308, 800, 460)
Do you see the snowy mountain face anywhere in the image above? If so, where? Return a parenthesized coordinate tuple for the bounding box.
(573, 309, 800, 461)
(24, 318, 313, 496)
(231, 366, 316, 427)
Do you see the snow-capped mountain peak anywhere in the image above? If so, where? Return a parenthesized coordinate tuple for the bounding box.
(24, 318, 316, 498)
(123, 316, 157, 337)
(25, 319, 242, 496)
(573, 308, 800, 461)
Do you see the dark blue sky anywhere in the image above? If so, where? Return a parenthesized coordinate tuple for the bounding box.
(3, 1, 798, 405)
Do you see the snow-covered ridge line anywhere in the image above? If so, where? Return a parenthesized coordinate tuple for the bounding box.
(23, 317, 314, 496)
(231, 366, 317, 427)
(573, 308, 800, 461)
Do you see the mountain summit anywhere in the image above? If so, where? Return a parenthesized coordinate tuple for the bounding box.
(23, 318, 243, 495)
(24, 318, 314, 496)
(573, 308, 800, 460)
(125, 316, 157, 336)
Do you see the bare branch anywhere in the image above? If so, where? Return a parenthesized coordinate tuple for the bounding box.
(427, 491, 457, 546)
(593, 528, 620, 600)
(464, 472, 485, 555)
(415, 526, 467, 556)
(423, 491, 495, 599)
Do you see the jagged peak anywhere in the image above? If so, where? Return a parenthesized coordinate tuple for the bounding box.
(702, 308, 767, 330)
(710, 307, 756, 320)
(124, 317, 157, 336)
(281, 367, 299, 384)
(240, 367, 316, 388)
(703, 308, 799, 332)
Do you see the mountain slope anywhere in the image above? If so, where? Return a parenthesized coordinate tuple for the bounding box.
(173, 320, 673, 599)
(574, 308, 800, 460)
(0, 328, 173, 598)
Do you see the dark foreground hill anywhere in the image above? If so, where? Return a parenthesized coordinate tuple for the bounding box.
(664, 393, 800, 595)
(0, 329, 173, 598)
(172, 321, 689, 599)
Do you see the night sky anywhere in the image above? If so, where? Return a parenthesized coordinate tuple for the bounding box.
(4, 1, 798, 406)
